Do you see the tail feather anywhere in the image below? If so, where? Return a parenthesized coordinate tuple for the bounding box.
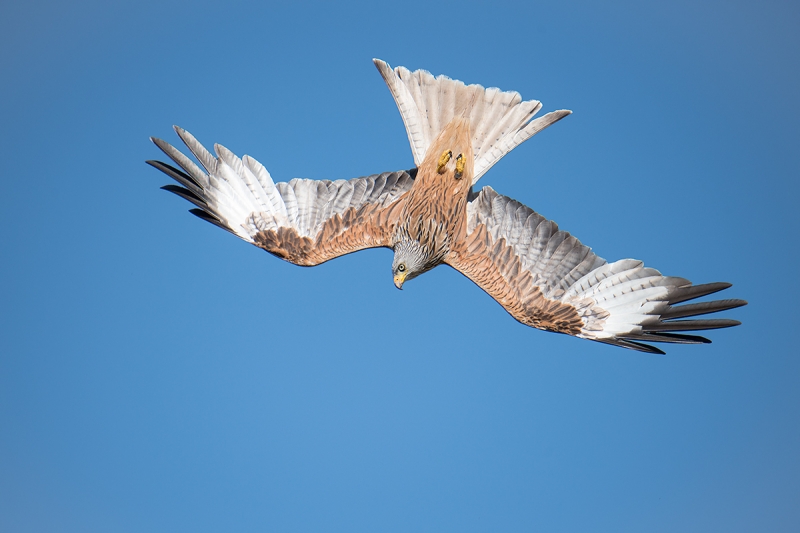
(374, 59, 570, 185)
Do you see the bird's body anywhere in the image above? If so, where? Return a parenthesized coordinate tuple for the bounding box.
(148, 59, 746, 354)
(392, 117, 475, 285)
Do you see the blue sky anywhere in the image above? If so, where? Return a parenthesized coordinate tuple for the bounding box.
(1, 0, 798, 531)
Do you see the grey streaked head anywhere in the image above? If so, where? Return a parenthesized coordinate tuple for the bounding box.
(392, 239, 433, 289)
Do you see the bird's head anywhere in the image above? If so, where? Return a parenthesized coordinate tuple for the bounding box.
(392, 239, 429, 289)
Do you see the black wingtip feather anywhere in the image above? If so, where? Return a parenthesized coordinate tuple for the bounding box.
(146, 159, 203, 191)
(626, 332, 712, 344)
(188, 208, 234, 234)
(669, 282, 733, 305)
(596, 338, 666, 355)
(661, 298, 748, 320)
(607, 284, 745, 353)
(645, 319, 742, 332)
(161, 184, 207, 209)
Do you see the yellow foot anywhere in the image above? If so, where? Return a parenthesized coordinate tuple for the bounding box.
(454, 154, 465, 180)
(437, 150, 452, 174)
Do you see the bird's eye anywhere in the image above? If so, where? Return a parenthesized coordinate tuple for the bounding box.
(398, 264, 406, 272)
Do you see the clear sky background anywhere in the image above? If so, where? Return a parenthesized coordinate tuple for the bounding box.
(1, 0, 797, 531)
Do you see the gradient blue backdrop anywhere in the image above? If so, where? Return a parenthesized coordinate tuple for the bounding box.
(1, 1, 797, 531)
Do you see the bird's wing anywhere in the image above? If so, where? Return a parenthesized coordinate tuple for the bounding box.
(374, 59, 571, 185)
(148, 127, 414, 266)
(447, 187, 746, 353)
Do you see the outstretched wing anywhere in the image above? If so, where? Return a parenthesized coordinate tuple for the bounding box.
(148, 127, 414, 266)
(447, 187, 747, 354)
(374, 59, 571, 185)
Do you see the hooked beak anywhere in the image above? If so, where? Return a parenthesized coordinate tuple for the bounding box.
(393, 272, 406, 290)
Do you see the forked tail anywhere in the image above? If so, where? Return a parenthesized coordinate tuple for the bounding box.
(374, 59, 571, 185)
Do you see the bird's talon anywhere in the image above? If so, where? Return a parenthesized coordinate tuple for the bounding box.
(454, 154, 465, 179)
(437, 150, 452, 174)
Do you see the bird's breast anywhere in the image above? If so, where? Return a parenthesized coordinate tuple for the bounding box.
(394, 171, 470, 259)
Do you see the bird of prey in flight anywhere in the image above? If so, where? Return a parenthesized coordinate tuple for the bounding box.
(148, 59, 746, 354)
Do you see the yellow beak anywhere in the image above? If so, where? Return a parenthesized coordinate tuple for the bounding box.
(393, 272, 407, 290)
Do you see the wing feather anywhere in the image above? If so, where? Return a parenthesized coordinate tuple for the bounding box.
(150, 128, 415, 265)
(243, 154, 285, 218)
(448, 187, 746, 352)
